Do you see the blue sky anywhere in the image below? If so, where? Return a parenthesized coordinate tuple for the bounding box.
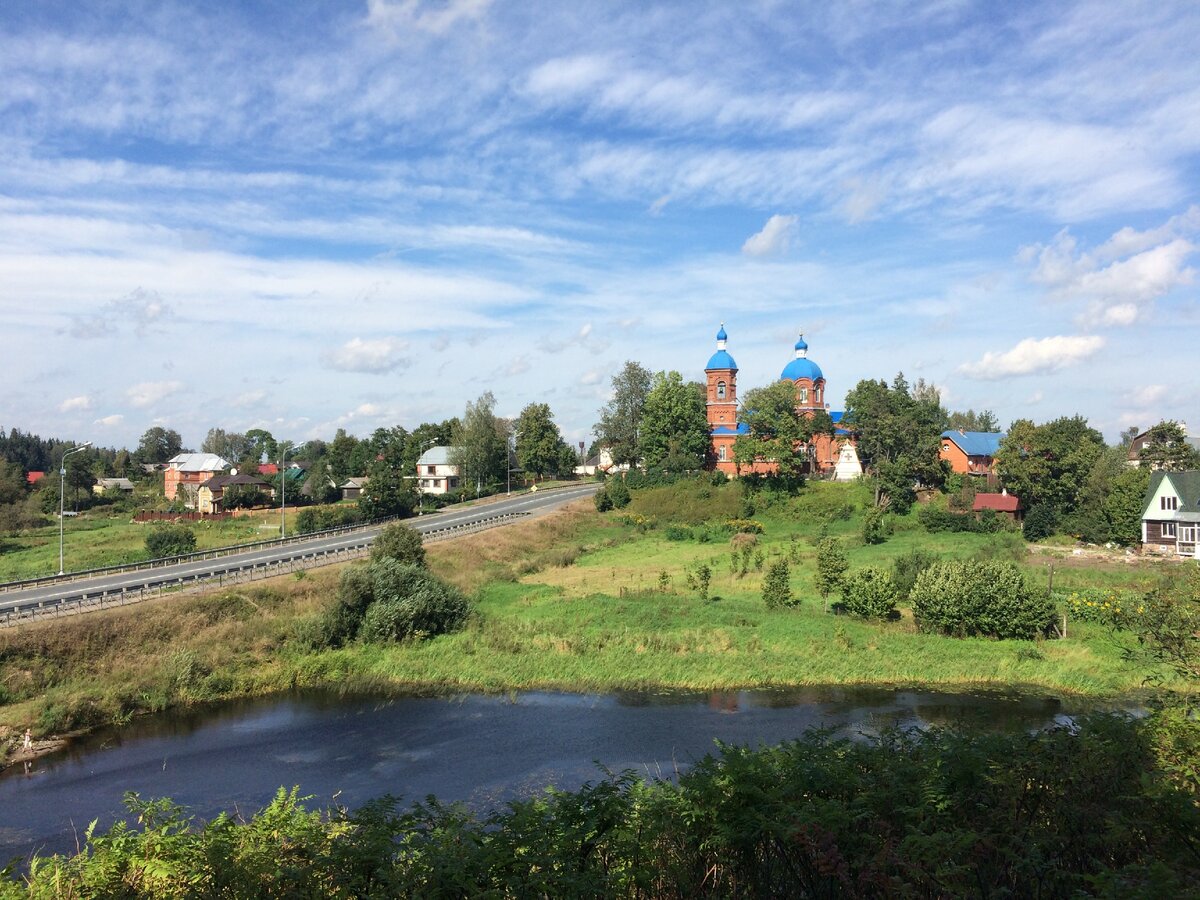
(1, 0, 1198, 451)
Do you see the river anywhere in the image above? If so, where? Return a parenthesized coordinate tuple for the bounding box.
(0, 687, 1124, 863)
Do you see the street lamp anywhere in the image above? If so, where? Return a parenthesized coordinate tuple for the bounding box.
(279, 444, 293, 538)
(58, 441, 92, 575)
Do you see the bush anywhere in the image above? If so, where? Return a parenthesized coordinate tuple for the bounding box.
(724, 518, 764, 534)
(861, 506, 887, 545)
(840, 567, 899, 619)
(664, 524, 693, 541)
(370, 522, 426, 567)
(145, 524, 197, 559)
(762, 560, 794, 609)
(296, 504, 363, 534)
(891, 548, 939, 601)
(814, 537, 849, 606)
(918, 504, 981, 533)
(606, 478, 631, 509)
(911, 560, 1054, 640)
(1023, 504, 1056, 541)
(593, 489, 614, 512)
(359, 561, 470, 643)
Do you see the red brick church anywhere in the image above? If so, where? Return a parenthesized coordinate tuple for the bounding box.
(704, 324, 855, 477)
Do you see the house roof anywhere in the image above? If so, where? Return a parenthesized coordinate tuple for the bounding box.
(167, 453, 232, 473)
(417, 446, 456, 466)
(974, 492, 1020, 513)
(1143, 470, 1200, 521)
(258, 462, 278, 476)
(200, 473, 271, 490)
(26, 471, 45, 484)
(341, 477, 368, 488)
(710, 423, 750, 436)
(942, 430, 1005, 458)
(96, 477, 134, 490)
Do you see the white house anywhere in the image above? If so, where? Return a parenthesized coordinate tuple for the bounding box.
(1141, 470, 1200, 558)
(415, 446, 461, 495)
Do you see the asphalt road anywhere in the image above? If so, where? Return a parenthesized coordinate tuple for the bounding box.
(0, 483, 600, 619)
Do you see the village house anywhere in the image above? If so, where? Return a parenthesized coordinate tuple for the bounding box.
(1126, 424, 1200, 467)
(92, 477, 134, 496)
(939, 430, 1005, 480)
(196, 472, 274, 514)
(973, 490, 1022, 523)
(340, 476, 368, 500)
(415, 446, 460, 495)
(1141, 470, 1200, 558)
(164, 453, 232, 506)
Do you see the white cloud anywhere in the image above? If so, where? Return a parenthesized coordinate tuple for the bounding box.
(230, 389, 267, 409)
(64, 287, 173, 340)
(126, 380, 183, 408)
(323, 337, 411, 374)
(1130, 384, 1167, 407)
(580, 370, 602, 386)
(58, 395, 91, 412)
(503, 356, 530, 376)
(94, 414, 123, 427)
(365, 0, 492, 35)
(742, 215, 798, 257)
(959, 335, 1105, 380)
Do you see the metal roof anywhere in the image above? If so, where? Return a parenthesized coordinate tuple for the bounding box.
(167, 453, 232, 473)
(417, 446, 457, 466)
(941, 430, 1005, 458)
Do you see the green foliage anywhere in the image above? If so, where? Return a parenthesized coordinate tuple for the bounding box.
(891, 547, 939, 601)
(605, 478, 631, 509)
(762, 560, 793, 609)
(1060, 588, 1142, 628)
(594, 360, 652, 468)
(593, 489, 613, 512)
(1138, 419, 1200, 470)
(626, 476, 740, 525)
(359, 562, 470, 643)
(295, 504, 363, 534)
(860, 505, 887, 544)
(840, 566, 899, 619)
(144, 524, 197, 559)
(1022, 503, 1056, 541)
(11, 715, 1199, 897)
(733, 380, 834, 478)
(814, 537, 848, 601)
(639, 370, 710, 470)
(843, 373, 948, 511)
(370, 521, 426, 567)
(1124, 567, 1200, 682)
(515, 402, 574, 478)
(450, 391, 508, 496)
(911, 560, 1054, 640)
(694, 563, 712, 601)
(995, 416, 1105, 517)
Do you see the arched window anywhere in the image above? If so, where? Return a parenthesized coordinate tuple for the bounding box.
(798, 387, 809, 405)
(717, 380, 727, 400)
(718, 445, 727, 461)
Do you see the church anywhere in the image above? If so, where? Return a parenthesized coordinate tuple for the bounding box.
(703, 324, 859, 478)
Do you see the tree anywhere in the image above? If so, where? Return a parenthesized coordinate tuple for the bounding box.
(201, 428, 253, 462)
(327, 429, 361, 484)
(451, 392, 507, 495)
(515, 403, 571, 480)
(1139, 421, 1200, 471)
(1102, 466, 1152, 546)
(640, 371, 710, 470)
(594, 361, 652, 467)
(734, 380, 834, 478)
(762, 560, 794, 609)
(995, 416, 1105, 517)
(245, 429, 278, 464)
(135, 427, 183, 464)
(359, 441, 415, 519)
(947, 409, 1000, 432)
(0, 460, 26, 507)
(815, 538, 849, 610)
(304, 457, 341, 505)
(843, 374, 948, 512)
(911, 560, 1054, 640)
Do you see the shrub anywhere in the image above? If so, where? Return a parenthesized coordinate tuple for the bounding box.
(296, 504, 363, 535)
(664, 524, 693, 541)
(918, 504, 981, 533)
(861, 506, 887, 545)
(370, 522, 426, 567)
(145, 524, 197, 559)
(911, 560, 1054, 640)
(1060, 588, 1142, 628)
(359, 560, 470, 643)
(725, 518, 764, 534)
(840, 567, 899, 620)
(891, 548, 939, 601)
(762, 560, 794, 609)
(593, 489, 613, 512)
(1023, 504, 1056, 541)
(606, 478, 631, 509)
(814, 538, 848, 607)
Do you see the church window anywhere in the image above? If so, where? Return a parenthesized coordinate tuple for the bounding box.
(718, 445, 727, 461)
(717, 380, 727, 400)
(798, 387, 808, 404)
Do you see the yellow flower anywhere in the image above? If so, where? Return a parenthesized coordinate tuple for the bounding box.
(1137, 606, 1145, 614)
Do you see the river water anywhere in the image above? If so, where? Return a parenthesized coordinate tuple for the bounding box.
(0, 687, 1122, 863)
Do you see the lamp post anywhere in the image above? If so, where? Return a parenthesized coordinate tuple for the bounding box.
(58, 441, 92, 575)
(278, 444, 294, 538)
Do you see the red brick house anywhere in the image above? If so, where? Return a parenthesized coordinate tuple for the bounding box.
(164, 453, 231, 506)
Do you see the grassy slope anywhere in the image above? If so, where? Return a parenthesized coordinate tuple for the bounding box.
(0, 481, 1183, 757)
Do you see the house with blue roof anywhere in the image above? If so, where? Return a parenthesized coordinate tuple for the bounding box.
(939, 430, 1005, 480)
(703, 324, 857, 477)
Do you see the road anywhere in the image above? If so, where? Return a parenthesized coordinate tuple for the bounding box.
(0, 483, 600, 622)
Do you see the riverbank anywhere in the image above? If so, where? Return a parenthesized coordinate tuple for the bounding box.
(0, 488, 1190, 765)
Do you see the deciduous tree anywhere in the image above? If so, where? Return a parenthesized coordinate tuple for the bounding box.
(640, 371, 710, 470)
(1138, 420, 1200, 471)
(733, 380, 834, 478)
(594, 361, 651, 467)
(451, 392, 508, 495)
(515, 403, 571, 480)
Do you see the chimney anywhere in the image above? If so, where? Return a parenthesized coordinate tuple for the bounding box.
(1001, 487, 1007, 496)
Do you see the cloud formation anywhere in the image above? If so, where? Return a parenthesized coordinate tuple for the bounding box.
(58, 395, 91, 412)
(959, 335, 1106, 380)
(742, 215, 798, 257)
(323, 338, 411, 374)
(126, 380, 183, 408)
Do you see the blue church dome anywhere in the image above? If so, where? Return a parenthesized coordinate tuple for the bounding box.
(706, 322, 738, 370)
(780, 331, 823, 382)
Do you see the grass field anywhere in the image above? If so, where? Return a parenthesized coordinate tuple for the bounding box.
(1, 479, 1190, 757)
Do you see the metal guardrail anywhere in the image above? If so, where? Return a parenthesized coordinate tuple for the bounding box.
(0, 512, 528, 627)
(0, 513, 411, 594)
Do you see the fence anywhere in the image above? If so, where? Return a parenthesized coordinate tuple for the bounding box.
(0, 512, 527, 628)
(134, 510, 233, 522)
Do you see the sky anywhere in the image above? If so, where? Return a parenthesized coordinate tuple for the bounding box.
(1, 0, 1198, 453)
